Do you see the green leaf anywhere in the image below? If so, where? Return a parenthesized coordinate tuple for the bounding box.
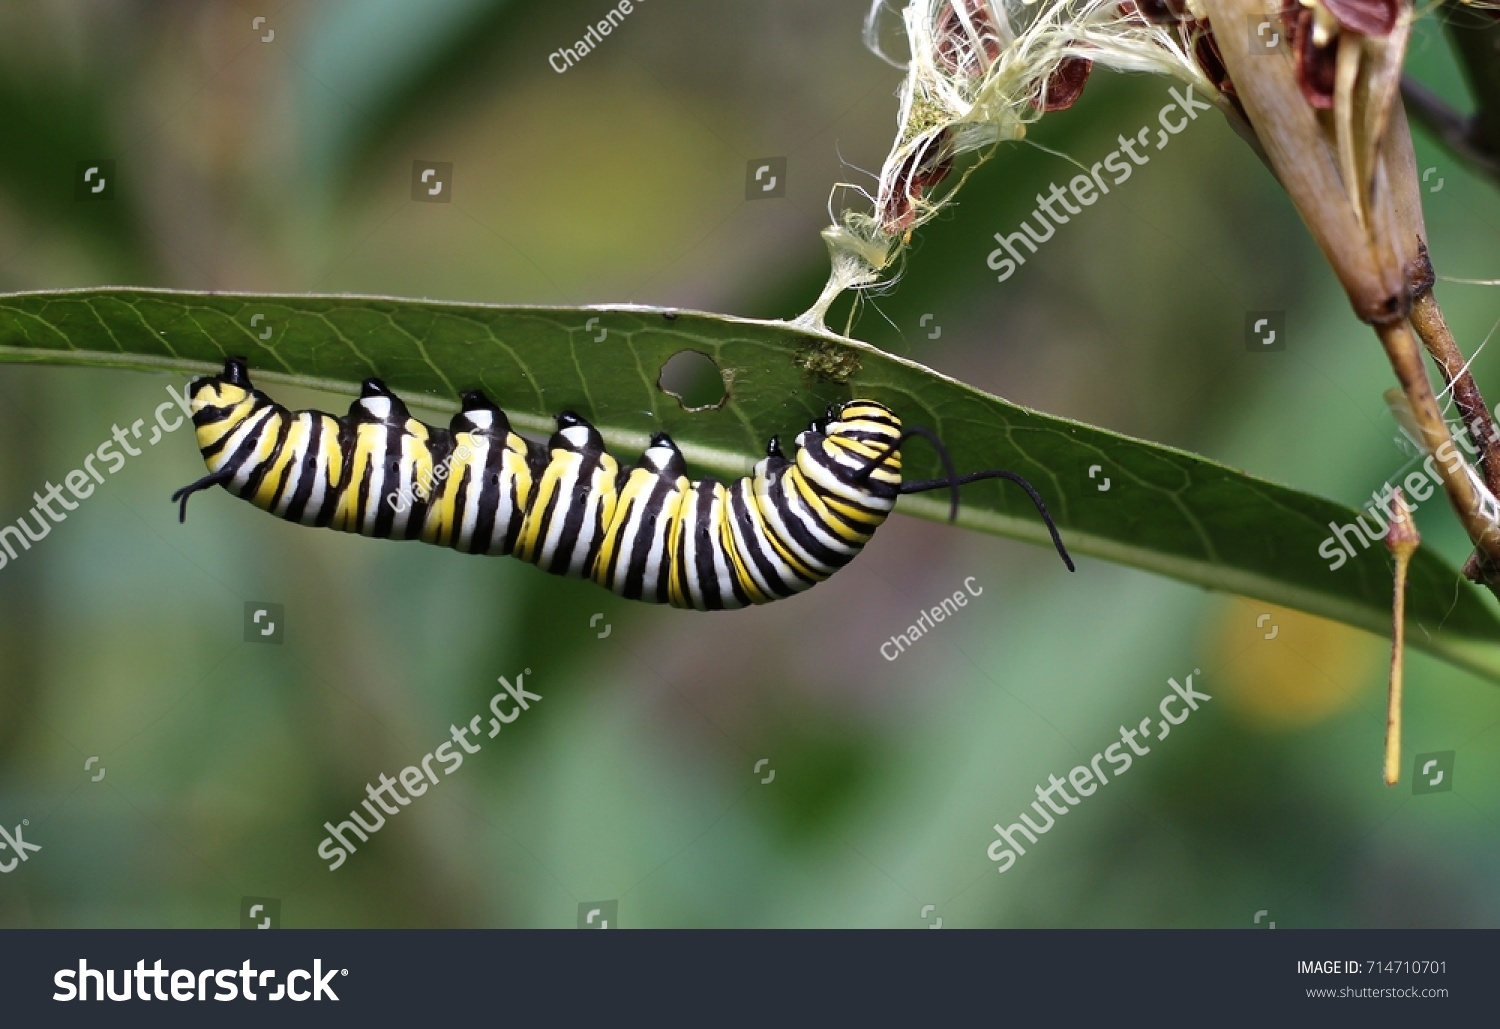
(3, 287, 1498, 680)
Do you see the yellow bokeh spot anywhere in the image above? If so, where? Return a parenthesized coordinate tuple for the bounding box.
(1205, 597, 1383, 729)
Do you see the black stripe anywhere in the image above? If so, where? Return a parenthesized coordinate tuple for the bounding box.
(446, 464, 477, 552)
(282, 417, 320, 524)
(839, 428, 901, 445)
(205, 401, 275, 465)
(192, 401, 247, 432)
(192, 389, 263, 426)
(803, 450, 890, 523)
(600, 492, 635, 596)
(520, 438, 549, 479)
(487, 444, 525, 555)
(234, 411, 291, 503)
(351, 457, 376, 537)
(641, 487, 675, 604)
(546, 455, 598, 577)
(263, 447, 296, 514)
(369, 426, 401, 539)
(687, 483, 727, 610)
(621, 483, 670, 601)
(729, 483, 797, 598)
(528, 464, 568, 571)
(767, 469, 853, 573)
(504, 475, 527, 554)
(263, 416, 315, 516)
(404, 430, 448, 542)
(315, 416, 358, 529)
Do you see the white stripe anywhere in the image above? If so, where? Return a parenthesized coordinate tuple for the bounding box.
(270, 417, 315, 518)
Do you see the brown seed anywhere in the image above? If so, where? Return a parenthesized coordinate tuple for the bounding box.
(1032, 56, 1093, 112)
(879, 132, 955, 235)
(935, 0, 1003, 77)
(1289, 8, 1337, 109)
(1192, 21, 1237, 97)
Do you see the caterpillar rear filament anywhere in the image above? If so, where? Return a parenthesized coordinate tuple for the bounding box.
(173, 357, 1073, 610)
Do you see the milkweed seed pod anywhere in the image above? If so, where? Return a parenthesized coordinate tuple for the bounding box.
(807, 0, 1226, 325)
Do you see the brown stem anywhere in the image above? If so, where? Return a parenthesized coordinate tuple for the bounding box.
(1384, 487, 1418, 787)
(1200, 0, 1500, 591)
(1408, 248, 1500, 498)
(1403, 244, 1500, 587)
(1385, 568, 1405, 785)
(1376, 318, 1500, 591)
(1384, 102, 1500, 585)
(1200, 0, 1408, 323)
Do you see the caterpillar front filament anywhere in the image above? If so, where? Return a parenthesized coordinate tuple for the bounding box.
(174, 357, 1073, 610)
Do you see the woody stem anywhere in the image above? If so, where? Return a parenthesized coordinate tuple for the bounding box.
(1376, 318, 1500, 595)
(1407, 254, 1500, 499)
(1385, 542, 1411, 786)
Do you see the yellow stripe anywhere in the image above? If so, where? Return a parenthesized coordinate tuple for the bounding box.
(333, 425, 384, 532)
(401, 421, 435, 533)
(195, 396, 257, 460)
(252, 417, 307, 509)
(592, 468, 653, 586)
(818, 493, 885, 537)
(513, 451, 575, 563)
(782, 469, 875, 548)
(718, 494, 771, 605)
(504, 435, 533, 512)
(406, 420, 434, 506)
(420, 434, 470, 547)
(748, 477, 818, 583)
(837, 403, 900, 424)
(321, 415, 344, 497)
(829, 435, 901, 468)
(664, 479, 695, 608)
(244, 413, 284, 489)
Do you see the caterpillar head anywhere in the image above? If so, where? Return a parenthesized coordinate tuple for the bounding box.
(794, 400, 905, 500)
(189, 356, 256, 420)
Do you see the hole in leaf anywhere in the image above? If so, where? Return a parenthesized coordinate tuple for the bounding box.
(658, 350, 727, 411)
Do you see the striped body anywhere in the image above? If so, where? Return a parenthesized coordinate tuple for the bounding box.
(183, 360, 904, 610)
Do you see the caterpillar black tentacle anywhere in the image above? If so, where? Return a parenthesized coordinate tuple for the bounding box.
(847, 428, 1075, 573)
(175, 357, 1073, 610)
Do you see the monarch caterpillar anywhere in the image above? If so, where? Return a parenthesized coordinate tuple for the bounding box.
(173, 357, 1073, 610)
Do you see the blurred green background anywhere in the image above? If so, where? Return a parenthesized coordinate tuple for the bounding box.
(1, 0, 1497, 928)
